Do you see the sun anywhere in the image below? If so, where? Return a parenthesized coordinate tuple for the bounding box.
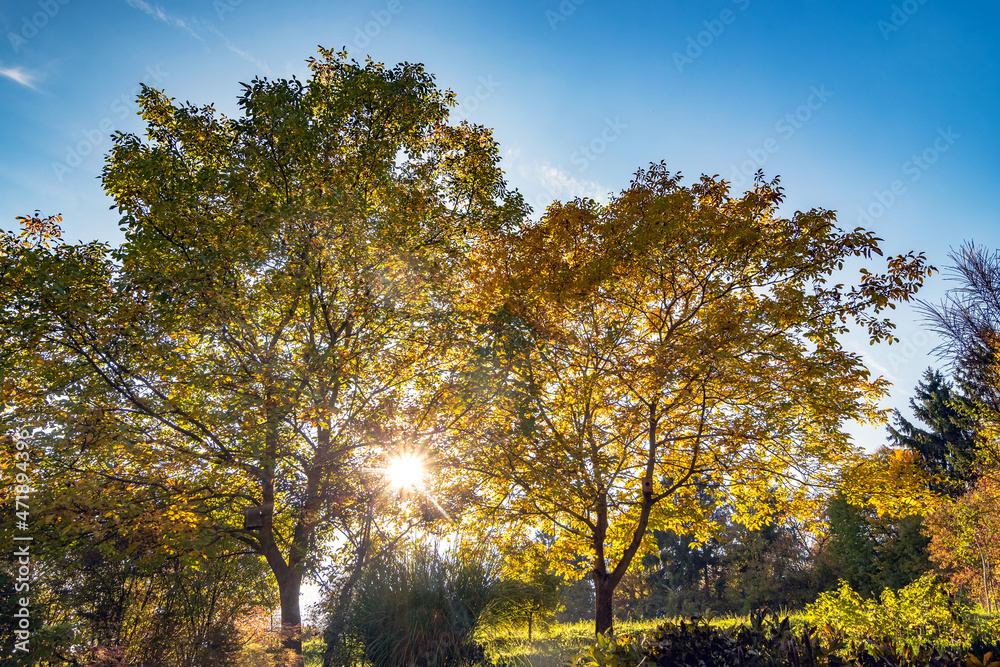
(385, 454, 426, 490)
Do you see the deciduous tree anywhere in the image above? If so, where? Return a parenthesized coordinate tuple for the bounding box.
(924, 474, 1000, 612)
(0, 50, 523, 663)
(459, 167, 934, 635)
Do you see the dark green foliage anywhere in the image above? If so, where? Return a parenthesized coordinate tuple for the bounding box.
(642, 617, 744, 666)
(640, 528, 722, 617)
(823, 370, 978, 600)
(639, 514, 829, 618)
(499, 571, 561, 641)
(0, 567, 76, 667)
(828, 495, 881, 596)
(556, 577, 596, 624)
(0, 521, 273, 667)
(879, 515, 933, 591)
(888, 369, 979, 496)
(719, 522, 821, 614)
(827, 494, 931, 597)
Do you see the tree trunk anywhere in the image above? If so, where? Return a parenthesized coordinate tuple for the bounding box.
(594, 573, 614, 636)
(981, 549, 994, 614)
(277, 568, 304, 666)
(587, 401, 683, 638)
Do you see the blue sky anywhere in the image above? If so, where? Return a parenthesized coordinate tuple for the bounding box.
(2, 0, 998, 444)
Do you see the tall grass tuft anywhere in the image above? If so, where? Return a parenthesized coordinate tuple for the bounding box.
(347, 546, 504, 667)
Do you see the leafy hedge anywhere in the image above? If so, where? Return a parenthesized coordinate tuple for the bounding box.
(806, 575, 1000, 655)
(569, 612, 999, 667)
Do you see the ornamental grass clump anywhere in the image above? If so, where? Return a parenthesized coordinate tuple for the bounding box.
(348, 547, 504, 667)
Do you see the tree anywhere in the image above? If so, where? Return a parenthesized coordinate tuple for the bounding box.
(497, 539, 561, 640)
(640, 504, 827, 617)
(924, 473, 1000, 612)
(818, 367, 984, 603)
(0, 51, 523, 663)
(637, 491, 727, 618)
(640, 527, 723, 617)
(827, 492, 931, 596)
(0, 437, 276, 667)
(920, 243, 1000, 612)
(717, 514, 818, 614)
(888, 368, 978, 495)
(460, 167, 934, 635)
(923, 243, 1000, 466)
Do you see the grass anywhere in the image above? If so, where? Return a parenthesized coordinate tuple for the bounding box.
(303, 636, 324, 666)
(300, 608, 996, 666)
(489, 612, 813, 667)
(302, 616, 711, 666)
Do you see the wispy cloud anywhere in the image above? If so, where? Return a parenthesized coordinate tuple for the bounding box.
(526, 160, 610, 208)
(204, 25, 271, 75)
(537, 161, 607, 200)
(0, 65, 39, 90)
(121, 0, 269, 74)
(123, 0, 201, 39)
(225, 43, 271, 74)
(502, 150, 613, 216)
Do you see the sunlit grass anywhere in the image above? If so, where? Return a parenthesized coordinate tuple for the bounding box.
(302, 607, 996, 667)
(303, 636, 324, 666)
(488, 612, 814, 667)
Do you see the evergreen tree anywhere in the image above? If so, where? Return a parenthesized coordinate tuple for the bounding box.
(640, 528, 722, 616)
(888, 368, 978, 495)
(827, 493, 930, 596)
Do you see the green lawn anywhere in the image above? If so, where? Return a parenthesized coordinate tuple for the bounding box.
(488, 613, 813, 667)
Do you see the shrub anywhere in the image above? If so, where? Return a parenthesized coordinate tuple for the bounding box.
(568, 631, 645, 667)
(806, 574, 970, 650)
(969, 613, 1000, 656)
(570, 609, 1000, 667)
(642, 618, 743, 667)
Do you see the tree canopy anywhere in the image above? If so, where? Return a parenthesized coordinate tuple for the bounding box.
(0, 50, 945, 658)
(920, 243, 1000, 613)
(888, 368, 978, 495)
(0, 50, 524, 663)
(456, 167, 935, 634)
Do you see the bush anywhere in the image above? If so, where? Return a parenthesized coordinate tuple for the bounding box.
(806, 574, 970, 649)
(570, 609, 1000, 667)
(969, 613, 1000, 656)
